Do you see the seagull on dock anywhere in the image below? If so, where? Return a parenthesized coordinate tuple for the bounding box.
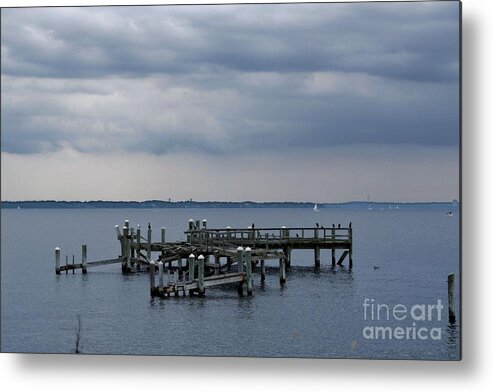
(316, 223, 319, 228)
(296, 234, 299, 238)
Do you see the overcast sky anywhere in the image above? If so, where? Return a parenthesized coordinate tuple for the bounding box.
(1, 1, 460, 202)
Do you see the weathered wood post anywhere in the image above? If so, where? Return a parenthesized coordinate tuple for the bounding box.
(72, 254, 75, 274)
(226, 226, 231, 241)
(149, 260, 156, 296)
(195, 220, 201, 244)
(178, 258, 183, 273)
(236, 246, 244, 296)
(198, 254, 205, 296)
(55, 247, 61, 274)
(161, 227, 166, 260)
(65, 255, 68, 274)
(81, 245, 87, 274)
(115, 225, 123, 256)
(122, 226, 129, 273)
(129, 228, 135, 259)
(314, 224, 320, 270)
(331, 226, 336, 268)
(260, 259, 265, 282)
(136, 225, 141, 269)
(448, 273, 456, 323)
(348, 222, 353, 270)
(188, 254, 196, 281)
(147, 224, 152, 261)
(158, 261, 164, 296)
(214, 253, 220, 275)
(245, 247, 253, 296)
(188, 219, 194, 243)
(279, 254, 286, 284)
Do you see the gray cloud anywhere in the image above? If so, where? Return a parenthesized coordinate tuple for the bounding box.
(1, 2, 460, 157)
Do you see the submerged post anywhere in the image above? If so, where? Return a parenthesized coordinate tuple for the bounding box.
(149, 261, 156, 296)
(260, 259, 265, 282)
(245, 247, 253, 296)
(81, 245, 87, 274)
(55, 247, 61, 274)
(448, 273, 456, 323)
(198, 255, 205, 296)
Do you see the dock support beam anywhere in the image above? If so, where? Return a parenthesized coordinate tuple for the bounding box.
(55, 247, 61, 274)
(260, 260, 265, 282)
(245, 247, 253, 296)
(82, 245, 87, 274)
(279, 256, 286, 284)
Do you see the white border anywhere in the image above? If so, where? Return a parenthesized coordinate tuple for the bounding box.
(1, 0, 492, 390)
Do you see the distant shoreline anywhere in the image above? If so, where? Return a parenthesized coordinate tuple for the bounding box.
(1, 200, 459, 209)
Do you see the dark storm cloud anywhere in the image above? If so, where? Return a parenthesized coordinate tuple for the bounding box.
(1, 2, 460, 156)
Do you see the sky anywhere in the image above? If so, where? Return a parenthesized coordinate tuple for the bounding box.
(0, 1, 460, 202)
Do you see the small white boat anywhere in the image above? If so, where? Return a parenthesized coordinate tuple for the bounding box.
(314, 203, 319, 212)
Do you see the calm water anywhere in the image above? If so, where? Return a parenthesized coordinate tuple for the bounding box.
(0, 207, 460, 359)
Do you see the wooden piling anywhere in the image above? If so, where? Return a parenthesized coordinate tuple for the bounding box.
(214, 253, 220, 275)
(348, 223, 353, 269)
(82, 245, 87, 274)
(245, 247, 253, 296)
(158, 261, 164, 295)
(130, 228, 135, 260)
(136, 225, 141, 269)
(72, 254, 75, 274)
(149, 261, 156, 296)
(198, 255, 205, 296)
(448, 273, 456, 323)
(237, 247, 244, 295)
(161, 227, 166, 260)
(147, 225, 152, 261)
(122, 226, 130, 273)
(65, 255, 68, 274)
(115, 225, 123, 257)
(55, 247, 61, 274)
(260, 259, 265, 282)
(279, 256, 286, 284)
(314, 246, 320, 270)
(188, 254, 196, 286)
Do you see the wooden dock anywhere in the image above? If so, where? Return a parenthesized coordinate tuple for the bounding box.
(55, 218, 353, 298)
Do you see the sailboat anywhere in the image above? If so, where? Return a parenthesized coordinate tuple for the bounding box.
(314, 203, 319, 212)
